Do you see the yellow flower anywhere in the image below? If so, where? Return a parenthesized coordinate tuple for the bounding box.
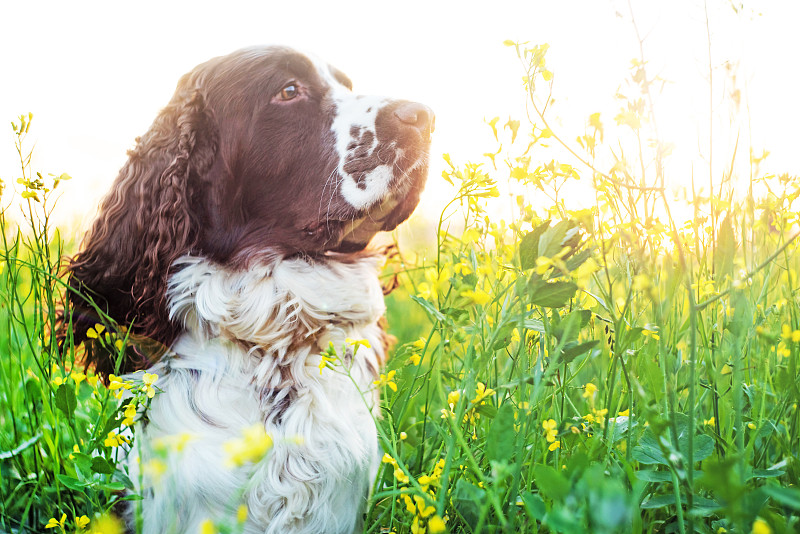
(104, 431, 130, 448)
(70, 372, 86, 388)
(618, 409, 630, 417)
(87, 513, 124, 534)
(428, 515, 446, 533)
(582, 382, 598, 399)
(346, 337, 371, 356)
(142, 372, 158, 398)
(107, 374, 128, 391)
(200, 519, 217, 534)
(143, 458, 167, 481)
(382, 453, 398, 466)
(447, 390, 460, 409)
(45, 513, 66, 530)
(542, 419, 558, 442)
(75, 515, 90, 530)
(460, 288, 492, 306)
(471, 382, 495, 405)
(394, 468, 409, 483)
(237, 504, 248, 523)
(373, 370, 398, 392)
(86, 323, 105, 339)
(408, 353, 422, 366)
(122, 402, 137, 426)
(399, 432, 408, 440)
(642, 327, 660, 341)
(223, 423, 274, 467)
(704, 417, 716, 426)
(751, 518, 772, 534)
(548, 440, 561, 451)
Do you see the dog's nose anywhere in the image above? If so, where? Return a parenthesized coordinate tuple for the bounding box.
(393, 102, 435, 139)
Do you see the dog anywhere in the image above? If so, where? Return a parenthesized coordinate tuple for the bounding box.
(67, 46, 432, 534)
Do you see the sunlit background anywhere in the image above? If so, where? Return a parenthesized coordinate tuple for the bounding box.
(1, 0, 798, 242)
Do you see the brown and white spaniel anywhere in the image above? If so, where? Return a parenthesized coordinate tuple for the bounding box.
(67, 46, 432, 534)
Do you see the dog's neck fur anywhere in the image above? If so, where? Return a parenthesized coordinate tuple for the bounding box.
(130, 253, 387, 534)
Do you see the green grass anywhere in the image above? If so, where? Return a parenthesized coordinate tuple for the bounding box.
(2, 40, 800, 534)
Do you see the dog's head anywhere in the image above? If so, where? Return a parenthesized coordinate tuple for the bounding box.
(67, 46, 432, 375)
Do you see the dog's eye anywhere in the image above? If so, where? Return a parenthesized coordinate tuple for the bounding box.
(278, 83, 299, 101)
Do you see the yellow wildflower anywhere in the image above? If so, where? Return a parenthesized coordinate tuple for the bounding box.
(346, 337, 371, 356)
(122, 402, 137, 426)
(200, 519, 216, 534)
(548, 440, 561, 451)
(447, 390, 460, 409)
(107, 374, 128, 391)
(542, 419, 558, 442)
(751, 518, 772, 534)
(87, 513, 124, 534)
(142, 372, 158, 398)
(45, 513, 66, 530)
(471, 382, 495, 405)
(582, 382, 598, 399)
(460, 288, 492, 306)
(75, 515, 90, 530)
(86, 324, 105, 339)
(642, 327, 660, 341)
(70, 372, 86, 388)
(373, 370, 398, 392)
(237, 505, 248, 523)
(223, 424, 273, 467)
(394, 468, 409, 483)
(104, 431, 130, 448)
(408, 353, 422, 366)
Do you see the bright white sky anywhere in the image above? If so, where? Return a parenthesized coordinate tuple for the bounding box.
(1, 0, 798, 240)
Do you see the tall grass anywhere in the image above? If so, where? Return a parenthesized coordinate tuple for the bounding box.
(1, 38, 799, 534)
(364, 43, 800, 534)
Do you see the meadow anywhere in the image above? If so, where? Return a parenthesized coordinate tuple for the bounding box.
(1, 40, 799, 534)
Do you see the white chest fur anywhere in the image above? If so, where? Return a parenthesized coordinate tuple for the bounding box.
(130, 254, 387, 534)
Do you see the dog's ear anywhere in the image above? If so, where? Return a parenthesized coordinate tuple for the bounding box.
(67, 80, 219, 377)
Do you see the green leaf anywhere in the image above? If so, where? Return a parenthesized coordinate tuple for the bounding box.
(490, 323, 515, 351)
(410, 295, 446, 322)
(519, 220, 551, 270)
(54, 383, 77, 417)
(529, 279, 579, 308)
(533, 464, 570, 502)
(641, 493, 677, 509)
(538, 220, 574, 259)
(521, 492, 546, 521)
(485, 403, 516, 463)
(560, 340, 600, 363)
(564, 247, 593, 272)
(763, 485, 800, 510)
(713, 213, 735, 279)
(454, 478, 486, 528)
(91, 457, 115, 475)
(56, 474, 89, 490)
(631, 431, 667, 465)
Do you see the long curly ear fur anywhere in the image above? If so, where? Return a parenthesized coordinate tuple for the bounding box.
(67, 82, 218, 378)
